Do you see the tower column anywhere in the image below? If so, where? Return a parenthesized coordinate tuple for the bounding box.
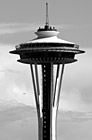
(42, 63, 53, 140)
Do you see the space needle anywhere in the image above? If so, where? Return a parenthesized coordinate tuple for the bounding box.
(10, 3, 85, 140)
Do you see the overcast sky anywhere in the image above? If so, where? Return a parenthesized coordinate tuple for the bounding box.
(0, 0, 92, 140)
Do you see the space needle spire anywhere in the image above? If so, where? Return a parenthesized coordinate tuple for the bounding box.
(10, 3, 85, 140)
(46, 2, 49, 27)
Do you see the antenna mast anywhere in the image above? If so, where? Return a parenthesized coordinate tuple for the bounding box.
(46, 3, 49, 26)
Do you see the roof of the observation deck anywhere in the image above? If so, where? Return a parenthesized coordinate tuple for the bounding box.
(25, 36, 75, 44)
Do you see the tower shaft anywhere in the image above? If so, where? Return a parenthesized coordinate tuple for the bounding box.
(34, 64, 64, 140)
(42, 63, 53, 140)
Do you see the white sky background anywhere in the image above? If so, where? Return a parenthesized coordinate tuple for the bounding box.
(0, 0, 92, 140)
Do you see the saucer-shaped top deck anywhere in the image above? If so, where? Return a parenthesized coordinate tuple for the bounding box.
(10, 25, 85, 64)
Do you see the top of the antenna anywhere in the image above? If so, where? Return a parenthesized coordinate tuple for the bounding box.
(46, 2, 49, 26)
(37, 2, 57, 32)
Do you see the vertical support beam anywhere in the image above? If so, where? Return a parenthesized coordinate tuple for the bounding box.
(35, 64, 43, 118)
(30, 64, 39, 109)
(30, 64, 42, 140)
(53, 64, 60, 106)
(50, 63, 53, 140)
(42, 63, 53, 140)
(53, 64, 65, 108)
(52, 64, 64, 140)
(35, 64, 40, 96)
(52, 106, 57, 140)
(57, 64, 65, 111)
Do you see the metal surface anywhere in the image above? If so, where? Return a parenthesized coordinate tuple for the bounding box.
(57, 64, 65, 110)
(53, 64, 60, 106)
(35, 64, 40, 96)
(30, 64, 39, 109)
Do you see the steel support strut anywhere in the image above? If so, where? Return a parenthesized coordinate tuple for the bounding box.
(30, 64, 42, 140)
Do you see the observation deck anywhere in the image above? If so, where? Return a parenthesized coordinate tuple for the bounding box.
(10, 25, 84, 64)
(10, 2, 84, 64)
